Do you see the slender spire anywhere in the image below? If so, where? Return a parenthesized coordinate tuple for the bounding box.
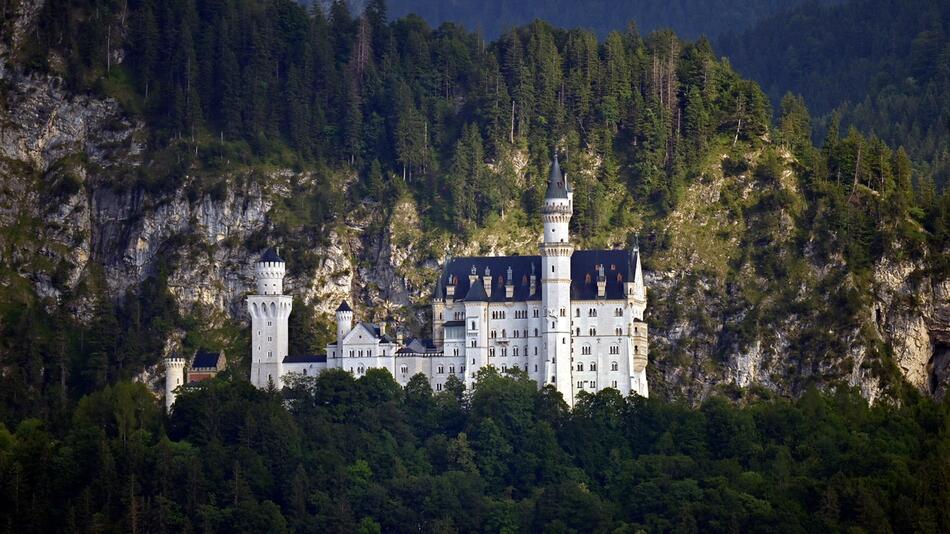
(545, 151, 569, 199)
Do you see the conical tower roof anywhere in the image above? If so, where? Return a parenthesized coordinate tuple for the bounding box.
(545, 153, 569, 199)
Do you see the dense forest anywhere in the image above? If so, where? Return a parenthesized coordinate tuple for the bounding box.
(2, 369, 949, 533)
(718, 0, 950, 189)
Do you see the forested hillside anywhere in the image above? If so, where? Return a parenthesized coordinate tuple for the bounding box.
(0, 0, 948, 470)
(718, 0, 950, 188)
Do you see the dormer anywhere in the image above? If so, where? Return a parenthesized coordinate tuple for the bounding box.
(446, 274, 457, 300)
(505, 266, 514, 299)
(483, 266, 492, 299)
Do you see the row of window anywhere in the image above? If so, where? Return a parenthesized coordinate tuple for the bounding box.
(574, 361, 622, 372)
(487, 346, 540, 357)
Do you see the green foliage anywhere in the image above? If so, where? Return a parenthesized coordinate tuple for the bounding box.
(1, 377, 948, 533)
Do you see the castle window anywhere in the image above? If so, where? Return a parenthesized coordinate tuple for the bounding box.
(268, 336, 272, 341)
(533, 310, 539, 318)
(461, 365, 466, 372)
(616, 308, 623, 317)
(450, 365, 455, 374)
(400, 365, 408, 375)
(616, 327, 622, 335)
(502, 329, 506, 338)
(610, 345, 619, 355)
(589, 363, 596, 371)
(552, 266, 555, 273)
(501, 348, 508, 357)
(438, 365, 444, 374)
(577, 381, 584, 389)
(611, 361, 618, 371)
(562, 338, 566, 344)
(534, 364, 538, 371)
(576, 328, 580, 336)
(560, 308, 566, 317)
(534, 328, 538, 336)
(534, 347, 538, 356)
(267, 321, 272, 327)
(582, 346, 591, 355)
(635, 346, 639, 353)
(489, 348, 495, 357)
(453, 348, 459, 356)
(576, 363, 583, 371)
(367, 349, 372, 357)
(349, 350, 354, 357)
(358, 365, 365, 374)
(575, 308, 580, 317)
(591, 381, 596, 389)
(612, 380, 618, 388)
(589, 328, 597, 336)
(303, 369, 308, 376)
(437, 383, 443, 391)
(471, 321, 476, 330)
(491, 330, 496, 339)
(268, 351, 273, 358)
(514, 347, 519, 356)
(439, 312, 443, 320)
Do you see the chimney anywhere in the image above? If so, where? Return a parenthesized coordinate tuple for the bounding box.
(468, 265, 478, 285)
(596, 264, 606, 298)
(483, 266, 492, 299)
(505, 266, 514, 299)
(530, 263, 537, 296)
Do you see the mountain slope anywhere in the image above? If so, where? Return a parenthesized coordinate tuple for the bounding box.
(0, 0, 948, 425)
(718, 0, 950, 187)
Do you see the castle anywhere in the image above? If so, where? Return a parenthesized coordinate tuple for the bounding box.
(168, 155, 648, 408)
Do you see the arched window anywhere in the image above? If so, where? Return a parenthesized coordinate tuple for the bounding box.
(611, 361, 618, 371)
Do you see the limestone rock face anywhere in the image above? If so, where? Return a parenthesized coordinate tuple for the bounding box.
(2, 8, 948, 403)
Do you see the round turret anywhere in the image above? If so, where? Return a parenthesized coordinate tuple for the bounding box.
(256, 248, 286, 295)
(336, 300, 353, 345)
(164, 356, 187, 410)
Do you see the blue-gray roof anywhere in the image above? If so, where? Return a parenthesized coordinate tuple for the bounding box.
(261, 248, 284, 263)
(336, 301, 352, 312)
(283, 354, 327, 364)
(435, 250, 636, 302)
(545, 154, 569, 199)
(192, 349, 221, 369)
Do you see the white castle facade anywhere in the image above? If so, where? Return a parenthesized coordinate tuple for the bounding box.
(237, 155, 649, 406)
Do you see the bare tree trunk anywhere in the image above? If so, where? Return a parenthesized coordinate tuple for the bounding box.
(510, 100, 515, 143)
(848, 145, 862, 202)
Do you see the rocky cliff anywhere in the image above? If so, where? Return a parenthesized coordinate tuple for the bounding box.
(1, 1, 947, 403)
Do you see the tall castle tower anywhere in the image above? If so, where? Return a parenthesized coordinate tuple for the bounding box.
(627, 241, 649, 397)
(247, 248, 293, 389)
(164, 356, 186, 410)
(540, 153, 575, 406)
(335, 301, 353, 347)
